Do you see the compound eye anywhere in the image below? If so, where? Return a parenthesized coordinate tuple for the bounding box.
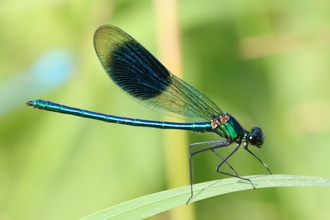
(248, 134, 259, 146)
(248, 127, 264, 147)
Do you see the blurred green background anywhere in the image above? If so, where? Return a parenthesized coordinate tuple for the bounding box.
(1, 0, 330, 219)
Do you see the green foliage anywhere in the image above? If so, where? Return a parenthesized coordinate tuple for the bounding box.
(82, 175, 330, 219)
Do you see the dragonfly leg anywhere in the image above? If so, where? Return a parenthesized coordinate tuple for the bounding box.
(214, 143, 258, 189)
(243, 142, 272, 175)
(211, 149, 239, 176)
(187, 139, 231, 204)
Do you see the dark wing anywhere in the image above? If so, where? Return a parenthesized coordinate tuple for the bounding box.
(93, 24, 222, 121)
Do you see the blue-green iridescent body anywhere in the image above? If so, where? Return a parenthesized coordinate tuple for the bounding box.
(26, 99, 257, 146)
(27, 25, 269, 203)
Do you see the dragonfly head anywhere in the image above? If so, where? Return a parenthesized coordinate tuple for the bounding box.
(247, 127, 264, 148)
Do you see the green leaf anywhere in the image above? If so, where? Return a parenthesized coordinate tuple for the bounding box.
(81, 175, 330, 220)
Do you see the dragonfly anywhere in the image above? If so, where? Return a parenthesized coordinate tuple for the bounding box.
(26, 24, 271, 203)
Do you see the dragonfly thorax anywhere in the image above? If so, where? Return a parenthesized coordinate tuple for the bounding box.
(210, 113, 264, 148)
(211, 113, 246, 141)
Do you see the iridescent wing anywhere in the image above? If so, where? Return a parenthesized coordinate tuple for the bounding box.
(94, 25, 223, 121)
